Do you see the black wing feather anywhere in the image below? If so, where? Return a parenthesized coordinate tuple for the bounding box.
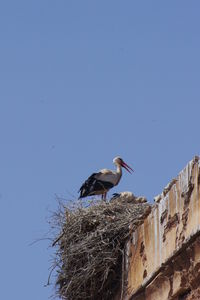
(79, 173, 114, 198)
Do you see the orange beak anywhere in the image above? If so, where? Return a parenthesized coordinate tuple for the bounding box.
(121, 161, 134, 173)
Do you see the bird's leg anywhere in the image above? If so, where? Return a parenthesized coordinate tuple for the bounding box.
(102, 192, 107, 201)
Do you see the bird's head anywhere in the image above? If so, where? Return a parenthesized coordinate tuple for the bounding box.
(113, 156, 134, 173)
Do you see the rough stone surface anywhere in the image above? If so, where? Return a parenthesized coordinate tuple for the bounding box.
(145, 275, 171, 300)
(120, 156, 200, 300)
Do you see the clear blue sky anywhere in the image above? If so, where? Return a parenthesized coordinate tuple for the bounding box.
(0, 1, 200, 299)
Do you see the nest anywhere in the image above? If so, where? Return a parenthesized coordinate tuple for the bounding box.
(52, 194, 151, 300)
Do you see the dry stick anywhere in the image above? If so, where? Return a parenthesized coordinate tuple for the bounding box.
(52, 231, 65, 247)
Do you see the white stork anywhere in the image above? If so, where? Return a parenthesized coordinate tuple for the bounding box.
(78, 156, 134, 200)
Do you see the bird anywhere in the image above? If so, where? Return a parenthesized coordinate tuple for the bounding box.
(78, 156, 134, 200)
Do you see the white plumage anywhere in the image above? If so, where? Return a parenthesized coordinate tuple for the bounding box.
(79, 156, 133, 200)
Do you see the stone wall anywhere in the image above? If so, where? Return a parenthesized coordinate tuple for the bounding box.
(120, 156, 200, 300)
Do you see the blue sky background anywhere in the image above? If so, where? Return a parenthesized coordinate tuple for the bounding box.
(0, 1, 200, 299)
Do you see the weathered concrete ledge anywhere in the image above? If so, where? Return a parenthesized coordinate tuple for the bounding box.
(122, 156, 200, 300)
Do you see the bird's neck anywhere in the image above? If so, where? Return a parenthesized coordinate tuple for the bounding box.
(115, 165, 122, 185)
(116, 164, 122, 176)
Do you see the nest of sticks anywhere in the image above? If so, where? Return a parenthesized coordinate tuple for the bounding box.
(52, 193, 151, 300)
